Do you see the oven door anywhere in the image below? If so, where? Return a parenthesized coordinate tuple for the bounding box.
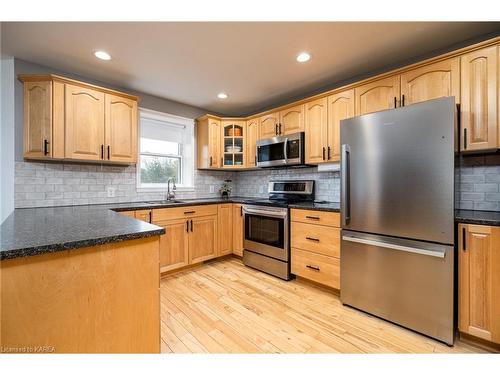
(243, 205, 289, 261)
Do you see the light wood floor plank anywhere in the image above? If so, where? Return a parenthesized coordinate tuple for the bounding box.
(160, 258, 492, 354)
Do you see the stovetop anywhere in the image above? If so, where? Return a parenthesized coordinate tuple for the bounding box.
(242, 198, 293, 208)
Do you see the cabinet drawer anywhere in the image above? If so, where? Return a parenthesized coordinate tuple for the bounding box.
(291, 209, 340, 227)
(118, 210, 135, 218)
(291, 222, 340, 258)
(291, 248, 340, 289)
(152, 204, 218, 222)
(135, 209, 151, 223)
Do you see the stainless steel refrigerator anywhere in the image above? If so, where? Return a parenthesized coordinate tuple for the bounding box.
(340, 97, 455, 345)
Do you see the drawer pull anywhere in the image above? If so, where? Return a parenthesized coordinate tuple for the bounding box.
(305, 216, 320, 220)
(306, 265, 320, 271)
(184, 211, 196, 214)
(306, 236, 320, 242)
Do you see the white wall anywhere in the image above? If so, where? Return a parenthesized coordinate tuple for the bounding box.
(1, 54, 16, 221)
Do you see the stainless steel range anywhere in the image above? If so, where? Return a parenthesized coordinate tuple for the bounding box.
(242, 180, 314, 280)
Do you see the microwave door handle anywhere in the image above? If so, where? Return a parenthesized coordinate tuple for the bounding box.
(283, 138, 288, 164)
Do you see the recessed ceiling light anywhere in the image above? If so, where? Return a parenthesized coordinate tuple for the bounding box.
(94, 50, 111, 61)
(296, 52, 311, 63)
(217, 92, 228, 99)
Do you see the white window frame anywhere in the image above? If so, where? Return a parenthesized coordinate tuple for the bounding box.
(136, 108, 195, 192)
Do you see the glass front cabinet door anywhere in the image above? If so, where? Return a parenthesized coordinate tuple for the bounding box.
(222, 120, 246, 168)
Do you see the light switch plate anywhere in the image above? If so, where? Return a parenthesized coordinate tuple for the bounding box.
(107, 186, 116, 198)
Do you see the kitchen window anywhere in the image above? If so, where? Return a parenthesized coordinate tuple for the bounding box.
(137, 108, 194, 191)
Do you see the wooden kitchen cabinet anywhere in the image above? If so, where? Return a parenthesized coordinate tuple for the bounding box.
(355, 75, 400, 116)
(460, 46, 498, 152)
(118, 210, 136, 218)
(232, 204, 244, 257)
(19, 74, 139, 164)
(280, 104, 304, 135)
(196, 116, 221, 169)
(218, 204, 233, 256)
(328, 90, 354, 162)
(260, 112, 280, 139)
(189, 215, 218, 264)
(458, 223, 500, 344)
(135, 209, 152, 223)
(246, 118, 259, 168)
(222, 120, 246, 168)
(305, 97, 328, 164)
(105, 93, 138, 163)
(157, 218, 190, 272)
(401, 58, 460, 106)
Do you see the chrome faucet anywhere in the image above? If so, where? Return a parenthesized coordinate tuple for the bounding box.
(166, 178, 176, 201)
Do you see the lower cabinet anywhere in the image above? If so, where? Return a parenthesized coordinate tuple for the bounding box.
(233, 204, 244, 256)
(134, 209, 152, 223)
(290, 209, 341, 289)
(218, 204, 233, 256)
(458, 223, 500, 344)
(189, 215, 218, 264)
(158, 219, 190, 272)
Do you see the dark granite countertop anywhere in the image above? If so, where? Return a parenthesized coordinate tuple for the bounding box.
(288, 201, 340, 212)
(455, 209, 500, 227)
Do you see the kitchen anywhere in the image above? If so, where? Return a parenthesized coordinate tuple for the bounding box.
(1, 16, 500, 369)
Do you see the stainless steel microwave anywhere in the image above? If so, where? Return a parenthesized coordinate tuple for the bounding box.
(256, 132, 304, 168)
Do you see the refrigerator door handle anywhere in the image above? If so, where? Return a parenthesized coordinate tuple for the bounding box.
(342, 235, 446, 258)
(341, 144, 351, 226)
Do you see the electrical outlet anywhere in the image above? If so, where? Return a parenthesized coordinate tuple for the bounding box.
(107, 186, 116, 198)
(259, 185, 264, 194)
(209, 185, 215, 193)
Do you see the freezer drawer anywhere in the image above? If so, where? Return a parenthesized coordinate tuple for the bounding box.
(340, 230, 455, 345)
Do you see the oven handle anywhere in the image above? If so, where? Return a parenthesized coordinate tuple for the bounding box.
(243, 206, 288, 219)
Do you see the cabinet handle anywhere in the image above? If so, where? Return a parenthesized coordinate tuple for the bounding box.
(186, 220, 189, 233)
(221, 157, 223, 167)
(184, 210, 196, 214)
(463, 128, 467, 150)
(107, 145, 110, 160)
(43, 139, 49, 156)
(190, 219, 193, 232)
(101, 145, 104, 159)
(279, 123, 282, 135)
(240, 206, 243, 216)
(210, 156, 213, 166)
(394, 97, 397, 108)
(462, 227, 466, 251)
(275, 124, 278, 135)
(149, 211, 152, 223)
(255, 155, 257, 165)
(305, 215, 320, 220)
(401, 94, 405, 107)
(306, 236, 320, 242)
(327, 146, 331, 160)
(322, 147, 326, 160)
(306, 265, 320, 271)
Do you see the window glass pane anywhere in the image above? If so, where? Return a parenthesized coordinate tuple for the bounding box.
(140, 155, 180, 184)
(140, 138, 179, 155)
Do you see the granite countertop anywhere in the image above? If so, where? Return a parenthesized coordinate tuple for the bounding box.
(454, 209, 500, 227)
(0, 196, 340, 261)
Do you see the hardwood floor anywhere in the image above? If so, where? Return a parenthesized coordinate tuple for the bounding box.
(160, 257, 491, 353)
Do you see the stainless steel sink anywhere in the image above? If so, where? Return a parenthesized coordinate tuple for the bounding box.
(145, 200, 183, 205)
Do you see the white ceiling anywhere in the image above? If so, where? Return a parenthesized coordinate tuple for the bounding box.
(2, 22, 500, 116)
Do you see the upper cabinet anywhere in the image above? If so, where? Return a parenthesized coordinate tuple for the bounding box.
(196, 116, 221, 169)
(20, 75, 139, 164)
(460, 46, 498, 152)
(355, 75, 400, 116)
(246, 118, 259, 168)
(328, 90, 354, 162)
(260, 112, 279, 139)
(400, 58, 460, 106)
(222, 120, 246, 168)
(279, 104, 305, 135)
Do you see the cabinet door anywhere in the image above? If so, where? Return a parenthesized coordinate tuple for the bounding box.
(246, 118, 259, 168)
(218, 204, 233, 256)
(401, 58, 460, 106)
(157, 219, 190, 272)
(260, 112, 279, 139)
(280, 104, 304, 135)
(460, 46, 498, 152)
(23, 81, 52, 158)
(189, 215, 218, 264)
(208, 118, 221, 168)
(305, 98, 328, 164)
(328, 89, 354, 162)
(105, 94, 138, 163)
(459, 224, 500, 344)
(135, 210, 151, 223)
(65, 84, 105, 161)
(232, 204, 244, 257)
(355, 75, 400, 116)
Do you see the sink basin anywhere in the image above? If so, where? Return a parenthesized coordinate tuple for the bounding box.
(145, 200, 183, 205)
